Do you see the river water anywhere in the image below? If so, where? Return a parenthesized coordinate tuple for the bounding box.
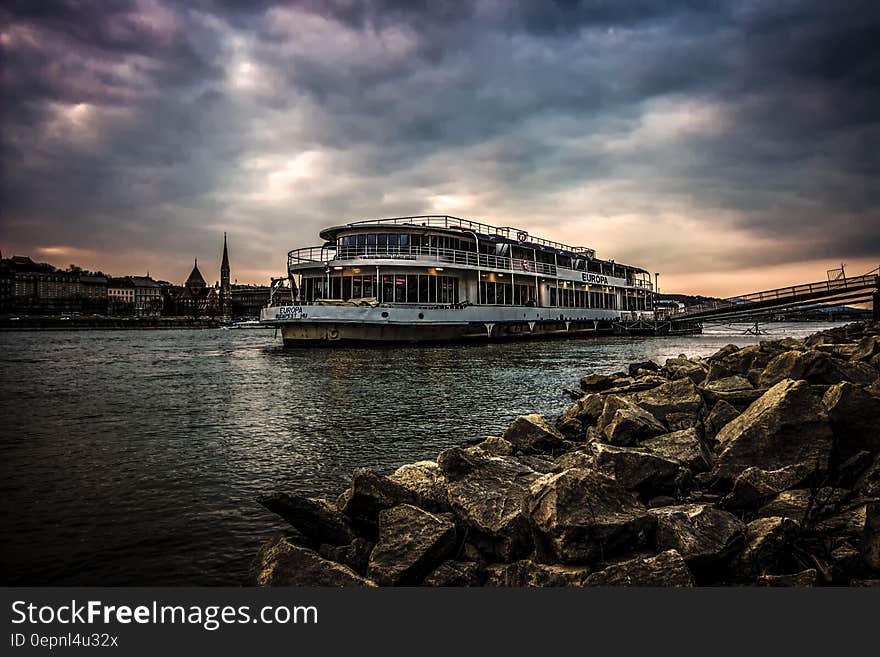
(0, 322, 838, 585)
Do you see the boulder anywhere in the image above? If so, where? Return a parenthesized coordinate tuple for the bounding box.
(757, 569, 818, 587)
(318, 538, 374, 575)
(705, 362, 735, 386)
(502, 413, 568, 454)
(713, 379, 833, 481)
(650, 504, 746, 573)
(822, 383, 880, 460)
(710, 344, 741, 361)
(388, 460, 450, 512)
(437, 447, 541, 561)
(338, 469, 420, 535)
(703, 399, 740, 442)
(760, 350, 878, 388)
(554, 449, 595, 471)
(632, 378, 705, 428)
(367, 504, 457, 586)
(598, 395, 666, 446)
(702, 375, 753, 393)
(258, 493, 355, 546)
(642, 427, 713, 472)
(628, 360, 660, 377)
(484, 560, 592, 587)
(755, 489, 813, 524)
(700, 387, 766, 412)
(471, 436, 514, 456)
(591, 443, 689, 497)
(557, 393, 605, 431)
(254, 536, 375, 586)
(809, 503, 869, 543)
(585, 550, 694, 587)
(855, 455, 880, 498)
(724, 463, 818, 509)
(851, 335, 880, 362)
(580, 373, 617, 392)
(729, 517, 800, 581)
(664, 357, 707, 384)
(524, 468, 655, 563)
(516, 454, 559, 473)
(423, 561, 484, 587)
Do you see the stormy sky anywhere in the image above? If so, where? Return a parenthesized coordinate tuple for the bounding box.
(2, 0, 878, 295)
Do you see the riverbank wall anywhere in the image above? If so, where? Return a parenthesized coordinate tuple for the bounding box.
(0, 316, 222, 331)
(254, 321, 880, 586)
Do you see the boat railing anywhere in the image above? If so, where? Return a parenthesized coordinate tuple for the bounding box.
(290, 244, 559, 276)
(342, 215, 596, 258)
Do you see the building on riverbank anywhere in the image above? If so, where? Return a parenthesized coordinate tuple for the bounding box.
(0, 255, 109, 315)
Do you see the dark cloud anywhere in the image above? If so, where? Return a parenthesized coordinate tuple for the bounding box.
(1, 0, 878, 292)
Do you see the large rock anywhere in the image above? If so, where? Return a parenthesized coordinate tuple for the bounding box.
(254, 537, 375, 586)
(703, 399, 740, 442)
(423, 561, 484, 587)
(754, 489, 814, 524)
(484, 560, 592, 587)
(703, 375, 753, 393)
(584, 550, 694, 587)
(650, 504, 746, 573)
(713, 379, 833, 481)
(757, 569, 819, 587)
(663, 357, 708, 384)
(851, 335, 880, 362)
(642, 427, 713, 472)
(367, 504, 457, 586)
(822, 383, 880, 460)
(729, 517, 800, 581)
(524, 468, 655, 563)
(580, 373, 617, 392)
(724, 463, 817, 509)
(338, 468, 420, 534)
(502, 413, 568, 454)
(628, 360, 661, 377)
(318, 538, 374, 575)
(388, 460, 450, 512)
(632, 378, 705, 428)
(760, 350, 878, 388)
(556, 393, 605, 438)
(598, 395, 666, 446)
(437, 447, 541, 561)
(591, 443, 689, 497)
(471, 436, 514, 456)
(700, 387, 766, 412)
(258, 493, 355, 546)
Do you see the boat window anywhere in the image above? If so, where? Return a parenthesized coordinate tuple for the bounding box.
(400, 234, 409, 247)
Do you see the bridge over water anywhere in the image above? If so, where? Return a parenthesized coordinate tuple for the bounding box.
(670, 268, 880, 324)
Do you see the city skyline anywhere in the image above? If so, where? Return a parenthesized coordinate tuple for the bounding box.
(2, 1, 879, 295)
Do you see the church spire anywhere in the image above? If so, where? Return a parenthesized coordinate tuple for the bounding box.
(221, 232, 230, 273)
(219, 232, 231, 319)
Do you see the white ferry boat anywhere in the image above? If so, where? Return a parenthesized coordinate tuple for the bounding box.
(260, 215, 655, 344)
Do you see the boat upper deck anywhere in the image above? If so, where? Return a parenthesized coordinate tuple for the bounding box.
(291, 215, 653, 290)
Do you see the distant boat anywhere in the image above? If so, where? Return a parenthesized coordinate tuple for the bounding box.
(223, 320, 271, 329)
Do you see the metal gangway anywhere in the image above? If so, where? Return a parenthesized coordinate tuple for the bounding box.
(673, 267, 880, 322)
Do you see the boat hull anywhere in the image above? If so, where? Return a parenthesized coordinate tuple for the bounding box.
(261, 304, 655, 345)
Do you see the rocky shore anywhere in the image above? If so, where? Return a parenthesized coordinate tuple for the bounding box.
(253, 322, 880, 586)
